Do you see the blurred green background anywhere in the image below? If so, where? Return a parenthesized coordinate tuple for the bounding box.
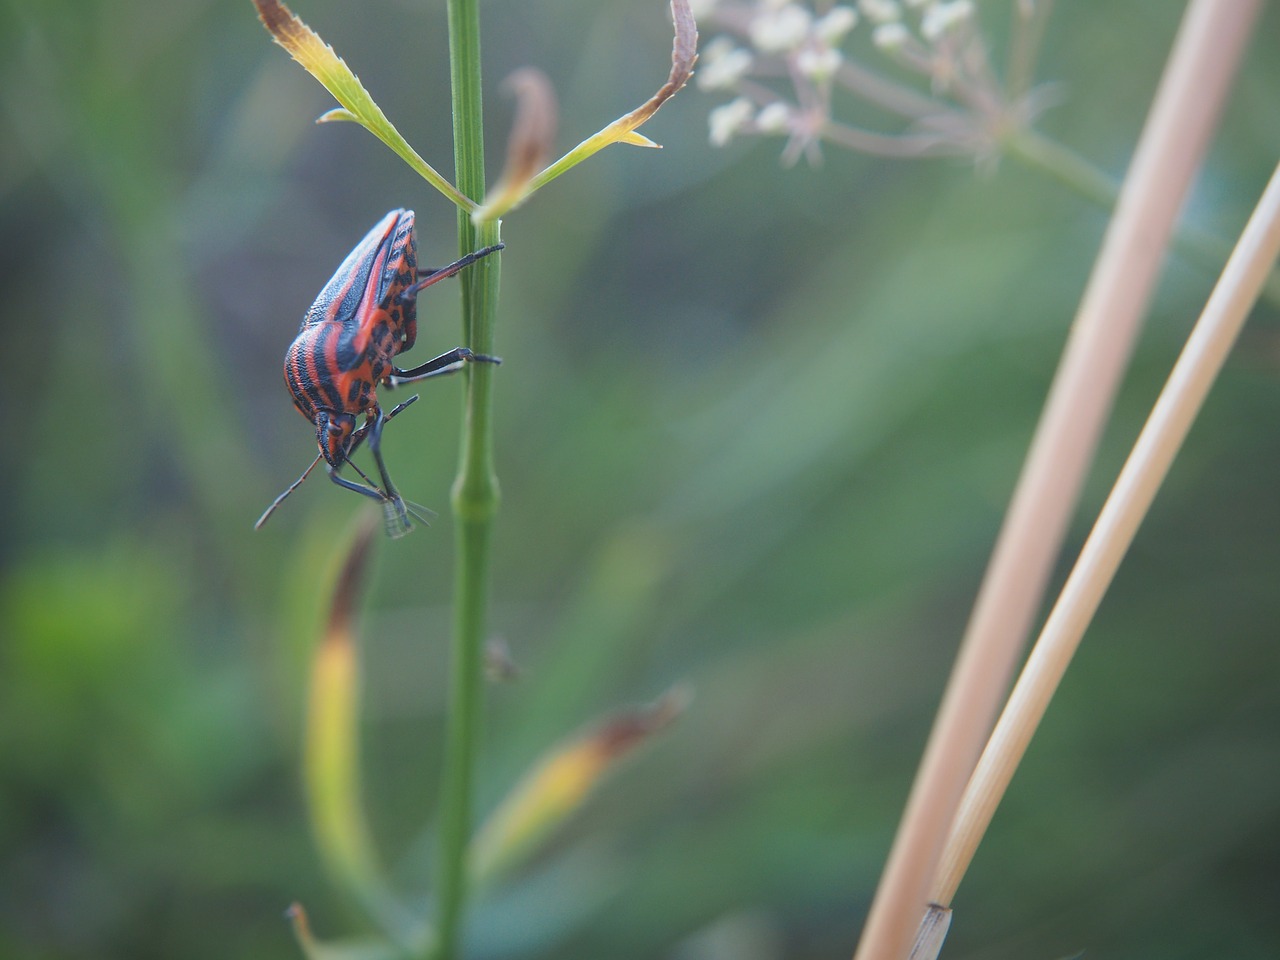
(3, 1, 1280, 958)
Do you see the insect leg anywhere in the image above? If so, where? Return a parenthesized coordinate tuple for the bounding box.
(383, 395, 421, 420)
(399, 243, 505, 300)
(389, 348, 501, 386)
(326, 463, 391, 503)
(364, 407, 413, 536)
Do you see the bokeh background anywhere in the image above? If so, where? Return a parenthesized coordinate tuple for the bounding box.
(3, 1, 1280, 958)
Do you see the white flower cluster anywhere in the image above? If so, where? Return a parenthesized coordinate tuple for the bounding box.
(695, 0, 999, 165)
(697, 2, 859, 163)
(698, 2, 858, 92)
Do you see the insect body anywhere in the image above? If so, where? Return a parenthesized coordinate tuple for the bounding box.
(256, 209, 502, 536)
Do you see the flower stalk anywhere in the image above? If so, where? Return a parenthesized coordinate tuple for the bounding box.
(432, 4, 501, 957)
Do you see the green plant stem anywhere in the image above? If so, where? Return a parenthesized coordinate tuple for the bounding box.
(1006, 127, 1280, 308)
(434, 1, 502, 958)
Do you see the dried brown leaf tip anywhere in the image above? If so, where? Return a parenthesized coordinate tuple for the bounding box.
(503, 69, 558, 187)
(468, 684, 692, 885)
(593, 683, 690, 759)
(474, 69, 559, 221)
(647, 0, 700, 127)
(253, 0, 331, 75)
(325, 513, 378, 646)
(253, 0, 293, 38)
(604, 0, 699, 148)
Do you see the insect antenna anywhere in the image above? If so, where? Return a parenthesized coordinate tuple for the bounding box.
(255, 453, 324, 529)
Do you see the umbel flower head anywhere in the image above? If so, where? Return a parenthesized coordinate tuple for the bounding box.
(693, 0, 1055, 166)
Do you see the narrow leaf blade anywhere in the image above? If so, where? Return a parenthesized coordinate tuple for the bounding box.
(469, 686, 690, 887)
(252, 0, 473, 210)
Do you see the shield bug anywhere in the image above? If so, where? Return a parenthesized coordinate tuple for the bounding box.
(256, 209, 503, 537)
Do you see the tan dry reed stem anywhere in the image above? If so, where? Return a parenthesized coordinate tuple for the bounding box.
(929, 156, 1280, 914)
(851, 3, 1262, 959)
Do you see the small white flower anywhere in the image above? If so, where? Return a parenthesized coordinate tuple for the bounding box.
(872, 21, 910, 49)
(921, 0, 974, 41)
(815, 6, 859, 44)
(702, 35, 737, 60)
(858, 0, 901, 24)
(687, 0, 722, 21)
(796, 45, 843, 79)
(755, 101, 793, 134)
(709, 97, 755, 146)
(697, 40, 755, 90)
(749, 4, 813, 53)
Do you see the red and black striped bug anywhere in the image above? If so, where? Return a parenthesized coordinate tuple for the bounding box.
(255, 209, 503, 537)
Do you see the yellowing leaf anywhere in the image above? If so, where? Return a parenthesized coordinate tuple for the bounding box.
(469, 686, 690, 887)
(252, 0, 473, 211)
(305, 517, 379, 898)
(301, 517, 424, 947)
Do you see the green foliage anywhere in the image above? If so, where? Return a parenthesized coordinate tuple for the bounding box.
(3, 1, 1280, 959)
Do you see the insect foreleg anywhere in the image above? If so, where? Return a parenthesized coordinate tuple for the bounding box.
(389, 348, 501, 387)
(400, 243, 505, 300)
(326, 462, 392, 503)
(364, 408, 412, 535)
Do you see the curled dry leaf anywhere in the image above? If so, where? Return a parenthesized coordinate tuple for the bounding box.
(474, 69, 559, 222)
(492, 0, 698, 215)
(633, 0, 700, 137)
